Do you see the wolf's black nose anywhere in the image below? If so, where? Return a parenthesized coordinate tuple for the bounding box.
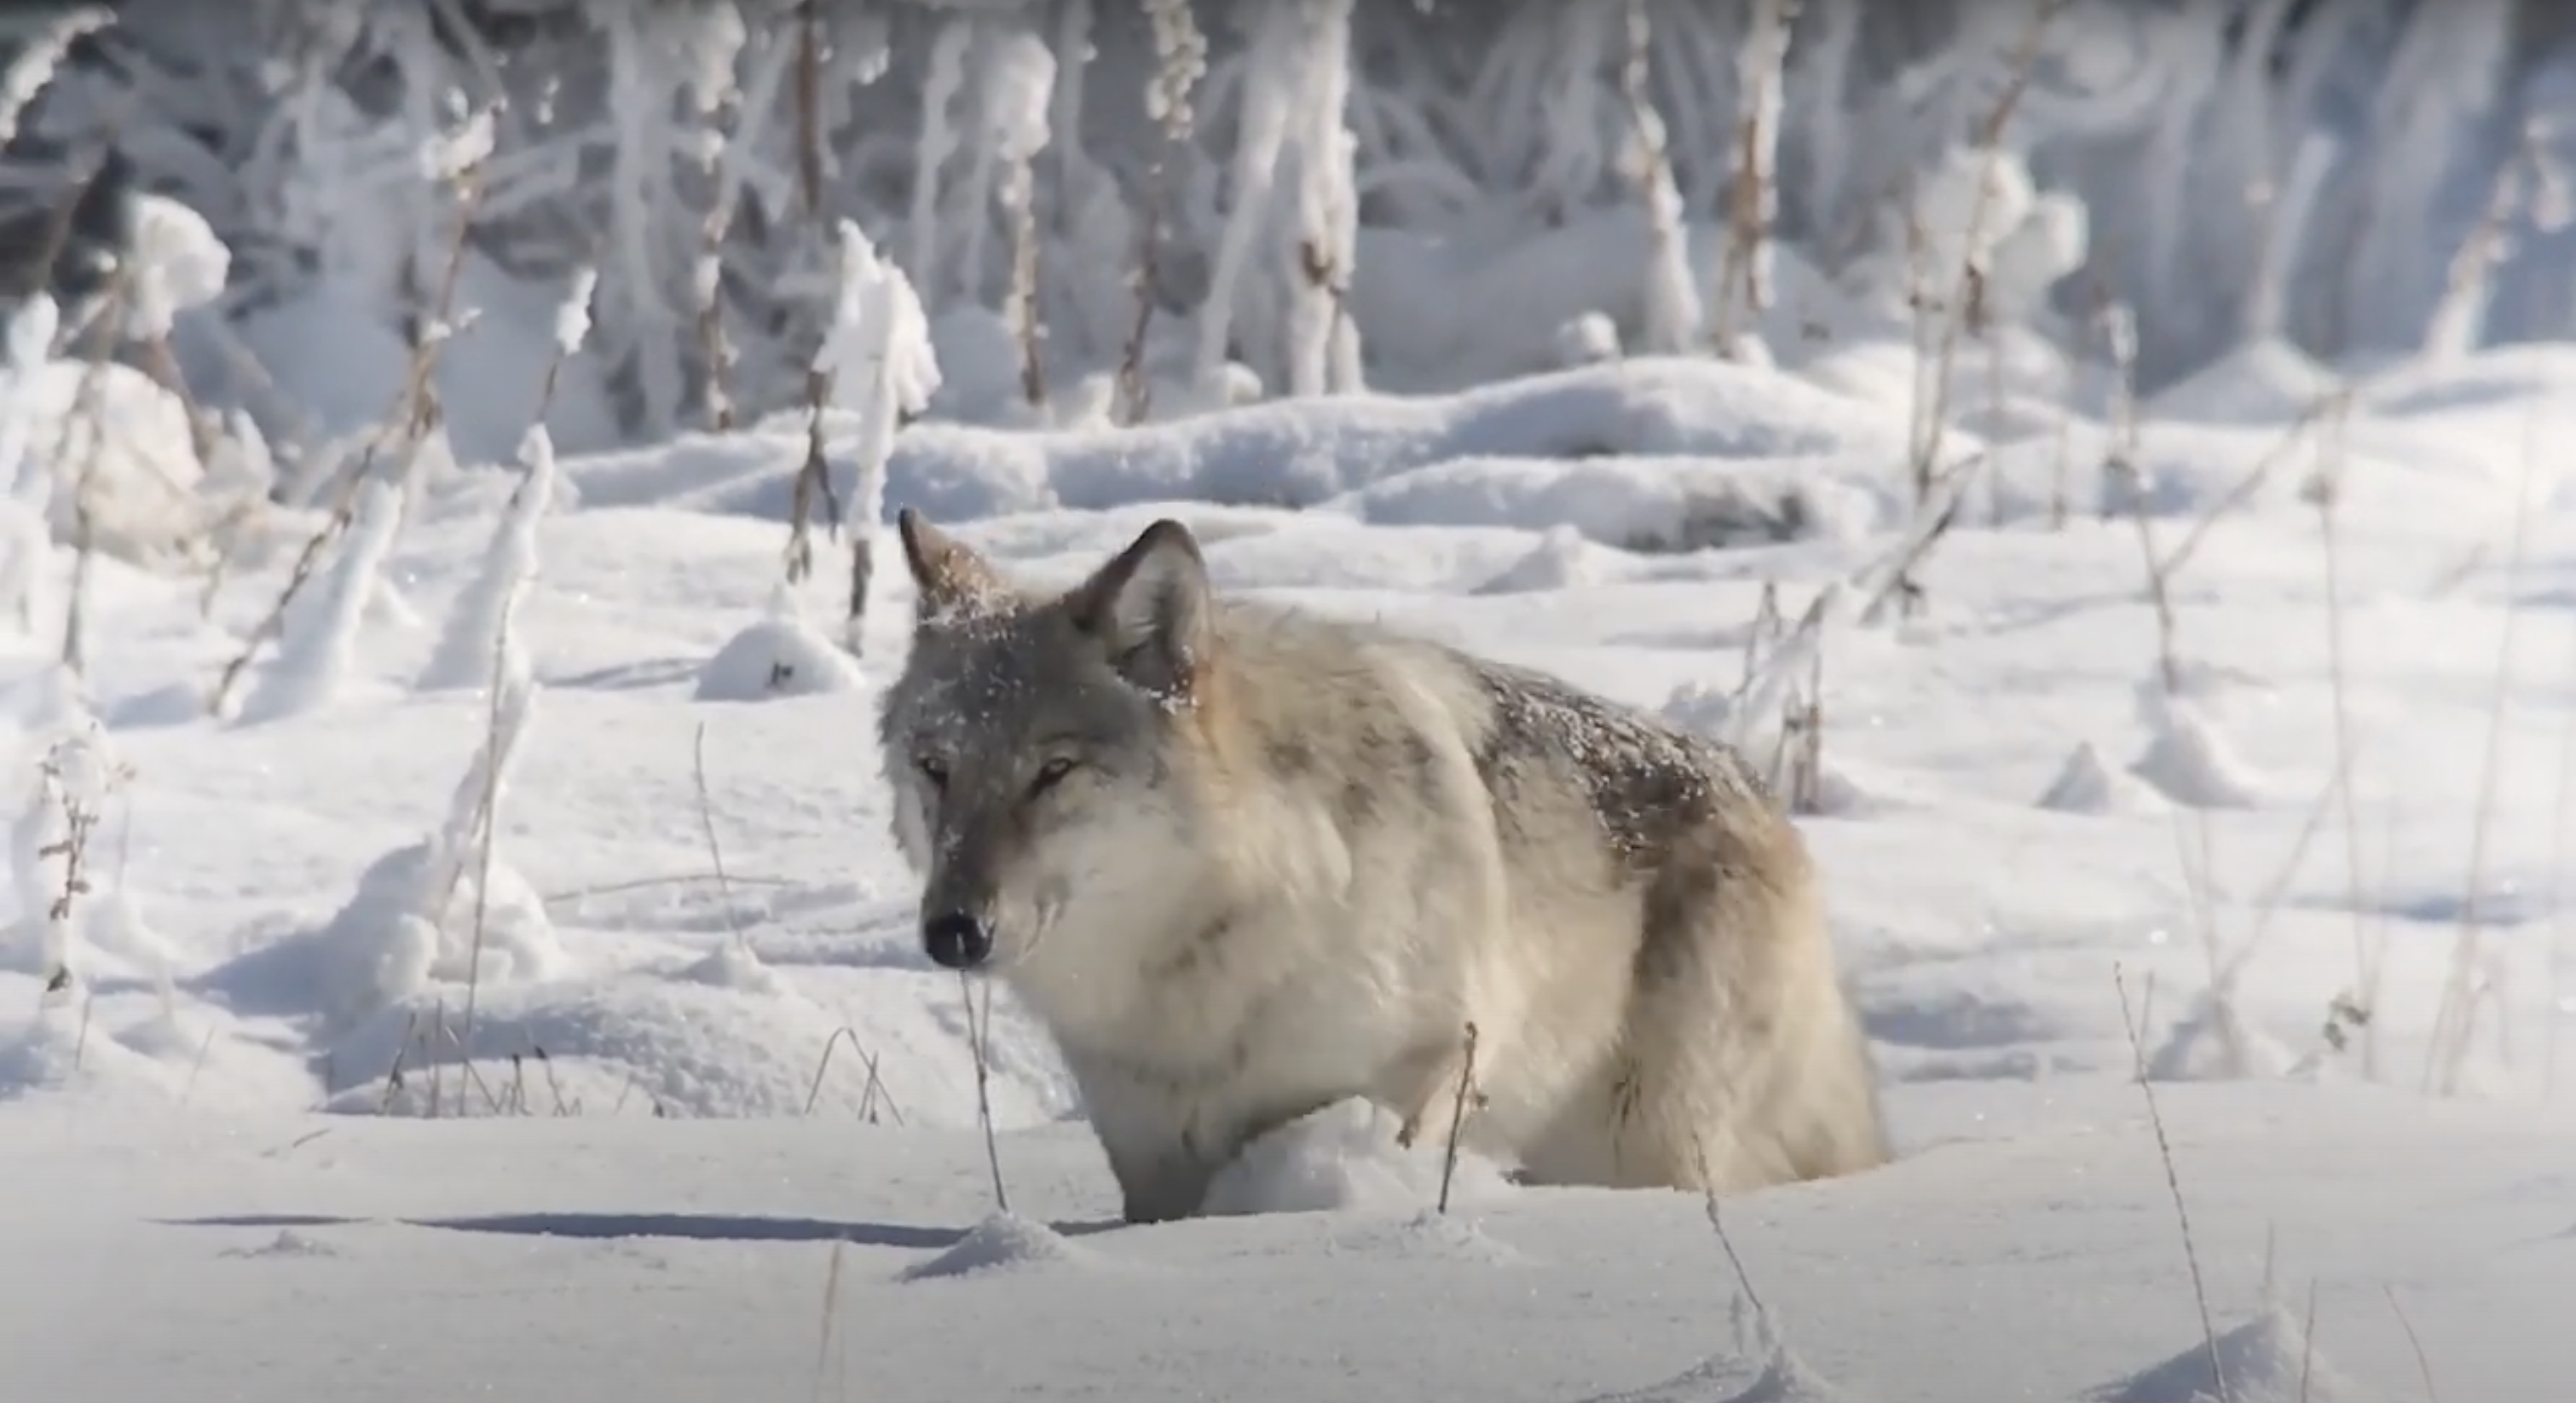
(921, 910, 994, 970)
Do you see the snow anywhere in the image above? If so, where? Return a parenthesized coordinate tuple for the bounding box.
(6, 28, 2576, 1387)
(0, 328, 2567, 1396)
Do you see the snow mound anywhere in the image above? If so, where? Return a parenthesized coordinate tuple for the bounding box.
(9, 359, 217, 565)
(563, 356, 1915, 528)
(898, 1212, 1089, 1282)
(2129, 694, 2266, 810)
(0, 1009, 171, 1102)
(2148, 338, 2342, 426)
(219, 1229, 342, 1261)
(1582, 1305, 1849, 1403)
(1477, 525, 1614, 594)
(1332, 1207, 1528, 1265)
(1198, 1098, 1514, 1218)
(679, 938, 786, 996)
(213, 839, 563, 1030)
(2146, 991, 2299, 1083)
(305, 966, 1071, 1124)
(1339, 452, 1880, 551)
(2096, 1296, 2360, 1402)
(694, 614, 867, 702)
(2041, 742, 2168, 815)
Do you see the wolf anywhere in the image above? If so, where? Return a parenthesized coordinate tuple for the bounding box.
(875, 508, 1890, 1225)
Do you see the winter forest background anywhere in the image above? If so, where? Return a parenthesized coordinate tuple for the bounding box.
(1, 0, 2567, 472)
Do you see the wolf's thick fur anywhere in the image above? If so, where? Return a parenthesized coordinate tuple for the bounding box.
(875, 511, 1889, 1223)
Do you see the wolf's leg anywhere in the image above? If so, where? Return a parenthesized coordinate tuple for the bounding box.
(1063, 1057, 1222, 1224)
(1522, 816, 1888, 1192)
(1617, 820, 1888, 1190)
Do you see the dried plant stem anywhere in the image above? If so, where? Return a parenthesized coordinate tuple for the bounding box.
(1712, 0, 1799, 351)
(210, 153, 489, 717)
(2424, 399, 2546, 1096)
(2312, 401, 2383, 1077)
(2115, 963, 2231, 1403)
(1435, 1019, 1481, 1215)
(962, 971, 1008, 1212)
(1115, 0, 1205, 425)
(688, 720, 748, 951)
(805, 1025, 903, 1123)
(450, 603, 522, 1116)
(1889, 0, 2070, 618)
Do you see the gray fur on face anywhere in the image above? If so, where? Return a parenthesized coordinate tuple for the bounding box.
(875, 512, 1210, 938)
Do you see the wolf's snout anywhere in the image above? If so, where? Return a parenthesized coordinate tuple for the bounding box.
(921, 910, 995, 970)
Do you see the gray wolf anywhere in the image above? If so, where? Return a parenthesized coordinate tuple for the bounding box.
(875, 509, 1890, 1224)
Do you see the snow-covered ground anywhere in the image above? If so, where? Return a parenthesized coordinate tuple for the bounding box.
(3, 332, 2574, 1397)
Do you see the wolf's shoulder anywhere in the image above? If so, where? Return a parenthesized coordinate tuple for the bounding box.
(1454, 654, 1778, 859)
(1212, 600, 1771, 816)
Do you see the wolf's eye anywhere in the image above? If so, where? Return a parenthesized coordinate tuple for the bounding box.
(915, 756, 949, 790)
(1028, 756, 1077, 797)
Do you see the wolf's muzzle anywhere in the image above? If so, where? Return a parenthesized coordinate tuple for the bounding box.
(921, 910, 995, 970)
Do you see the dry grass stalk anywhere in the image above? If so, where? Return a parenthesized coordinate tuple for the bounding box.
(2423, 118, 2548, 359)
(32, 733, 125, 996)
(962, 971, 1009, 1212)
(2115, 963, 2231, 1403)
(449, 601, 527, 1117)
(688, 719, 750, 953)
(209, 126, 494, 717)
(2423, 397, 2547, 1096)
(2296, 1277, 2319, 1403)
(2308, 399, 2383, 1077)
(810, 1235, 852, 1403)
(377, 1008, 420, 1113)
(1435, 1019, 1482, 1215)
(783, 14, 843, 588)
(805, 1025, 903, 1123)
(694, 109, 742, 431)
(1003, 135, 1048, 408)
(2382, 1285, 2446, 1403)
(1889, 0, 2070, 617)
(1114, 0, 1207, 425)
(1712, 0, 1800, 353)
(1689, 1135, 1770, 1321)
(1739, 580, 1783, 690)
(2550, 662, 2576, 1100)
(785, 368, 841, 586)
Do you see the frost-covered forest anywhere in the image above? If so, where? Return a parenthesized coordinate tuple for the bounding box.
(0, 0, 2564, 461)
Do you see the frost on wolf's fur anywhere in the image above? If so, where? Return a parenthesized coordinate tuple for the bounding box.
(1198, 1099, 1513, 1219)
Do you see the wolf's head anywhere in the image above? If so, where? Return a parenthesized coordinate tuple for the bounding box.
(875, 510, 1220, 978)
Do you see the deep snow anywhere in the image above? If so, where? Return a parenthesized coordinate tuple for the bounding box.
(2, 330, 2573, 1398)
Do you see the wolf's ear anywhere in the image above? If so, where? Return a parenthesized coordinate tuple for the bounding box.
(1071, 518, 1211, 698)
(897, 507, 1008, 626)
